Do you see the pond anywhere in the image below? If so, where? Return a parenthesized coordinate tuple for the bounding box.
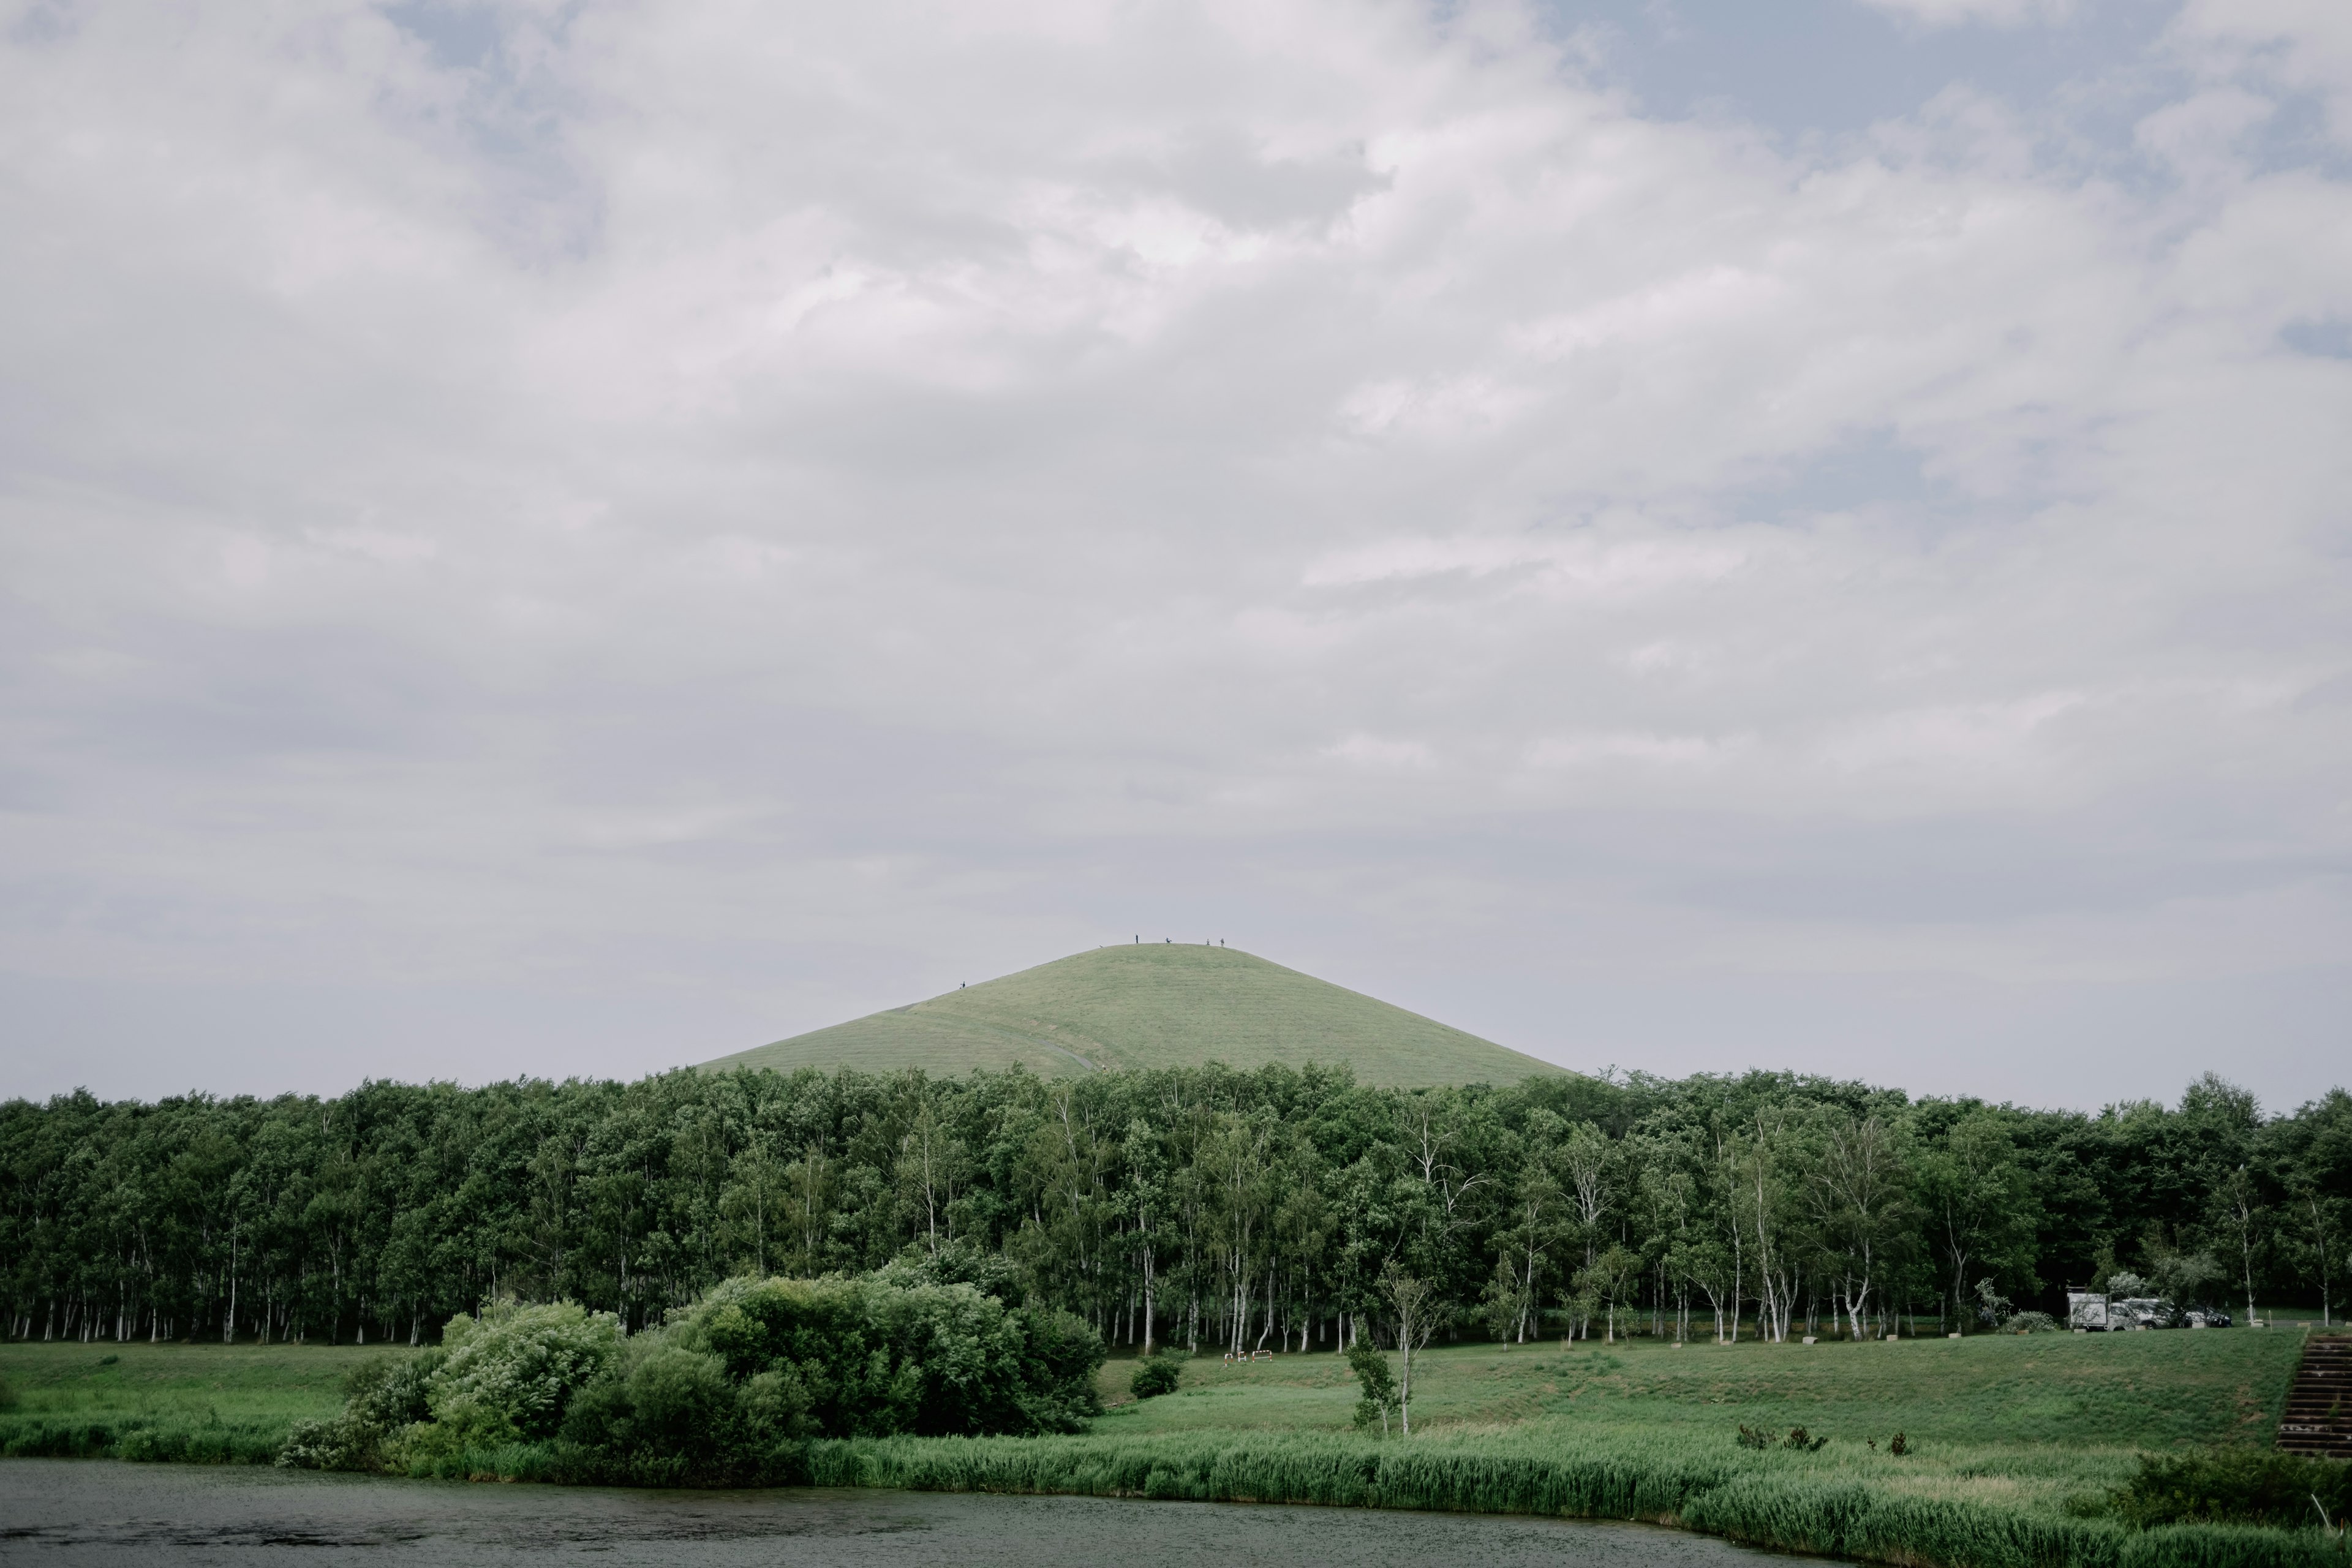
(0, 1460, 1800, 1567)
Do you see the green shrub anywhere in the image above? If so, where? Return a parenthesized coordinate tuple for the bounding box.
(683, 1273, 1100, 1439)
(277, 1350, 451, 1471)
(2114, 1449, 2352, 1529)
(557, 1340, 796, 1473)
(873, 1240, 1022, 1300)
(1347, 1343, 1398, 1436)
(345, 1350, 444, 1433)
(342, 1272, 1105, 1483)
(424, 1298, 622, 1447)
(1128, 1356, 1182, 1400)
(0, 1373, 17, 1411)
(277, 1414, 375, 1471)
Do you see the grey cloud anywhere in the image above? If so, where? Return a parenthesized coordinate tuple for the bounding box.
(0, 0, 2346, 1114)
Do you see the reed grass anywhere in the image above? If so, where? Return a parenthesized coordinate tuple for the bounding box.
(393, 1425, 2343, 1568)
(0, 1412, 287, 1463)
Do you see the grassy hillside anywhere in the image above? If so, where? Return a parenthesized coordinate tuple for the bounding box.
(702, 943, 1564, 1088)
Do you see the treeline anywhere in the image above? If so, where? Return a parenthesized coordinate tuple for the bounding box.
(2, 1063, 2345, 1350)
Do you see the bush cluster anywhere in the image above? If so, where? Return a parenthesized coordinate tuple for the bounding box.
(281, 1267, 1104, 1483)
(1128, 1355, 1183, 1400)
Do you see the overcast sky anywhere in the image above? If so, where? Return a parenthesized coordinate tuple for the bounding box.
(3, 0, 2348, 1113)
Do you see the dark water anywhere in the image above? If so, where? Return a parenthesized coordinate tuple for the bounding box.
(0, 1460, 1791, 1567)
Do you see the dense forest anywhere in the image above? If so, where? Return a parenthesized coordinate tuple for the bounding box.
(3, 1064, 2346, 1351)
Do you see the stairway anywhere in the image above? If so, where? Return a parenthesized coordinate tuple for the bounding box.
(2277, 1334, 2352, 1459)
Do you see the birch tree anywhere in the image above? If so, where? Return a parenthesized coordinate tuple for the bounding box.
(1380, 1262, 1438, 1436)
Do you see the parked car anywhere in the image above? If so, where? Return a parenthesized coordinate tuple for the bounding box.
(2065, 1290, 2230, 1330)
(2067, 1291, 2117, 1330)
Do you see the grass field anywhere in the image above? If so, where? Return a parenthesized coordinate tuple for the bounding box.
(1093, 1329, 2304, 1453)
(701, 943, 1564, 1087)
(2, 1328, 2334, 1568)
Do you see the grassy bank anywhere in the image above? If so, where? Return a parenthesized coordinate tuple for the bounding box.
(3, 1328, 2339, 1568)
(0, 1340, 379, 1463)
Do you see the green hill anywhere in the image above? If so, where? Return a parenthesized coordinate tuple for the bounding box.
(701, 943, 1565, 1088)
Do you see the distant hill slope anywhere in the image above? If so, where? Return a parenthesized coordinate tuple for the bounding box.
(701, 943, 1564, 1088)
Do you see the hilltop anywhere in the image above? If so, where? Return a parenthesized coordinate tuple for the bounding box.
(699, 943, 1564, 1088)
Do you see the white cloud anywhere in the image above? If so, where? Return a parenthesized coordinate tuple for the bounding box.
(2174, 0, 2352, 145)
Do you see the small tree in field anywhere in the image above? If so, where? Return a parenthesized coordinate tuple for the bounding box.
(1480, 1253, 1526, 1344)
(1577, 1245, 1638, 1342)
(2214, 1167, 2263, 1327)
(1347, 1341, 1398, 1436)
(2288, 1177, 2342, 1327)
(1381, 1264, 1439, 1436)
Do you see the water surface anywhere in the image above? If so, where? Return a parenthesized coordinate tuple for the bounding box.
(0, 1460, 1793, 1566)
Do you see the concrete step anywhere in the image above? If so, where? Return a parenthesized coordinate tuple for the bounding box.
(2275, 1337, 2352, 1459)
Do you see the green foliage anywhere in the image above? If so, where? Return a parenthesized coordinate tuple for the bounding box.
(276, 1270, 1110, 1482)
(423, 1298, 621, 1447)
(276, 1413, 376, 1471)
(4, 1061, 2346, 1449)
(1480, 1253, 1525, 1343)
(1128, 1355, 1182, 1400)
(2149, 1251, 2230, 1315)
(344, 1349, 444, 1431)
(683, 1273, 1101, 1438)
(873, 1239, 1022, 1299)
(1347, 1342, 1398, 1436)
(2114, 1449, 2352, 1529)
(277, 1348, 454, 1471)
(0, 1372, 16, 1411)
(557, 1342, 777, 1477)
